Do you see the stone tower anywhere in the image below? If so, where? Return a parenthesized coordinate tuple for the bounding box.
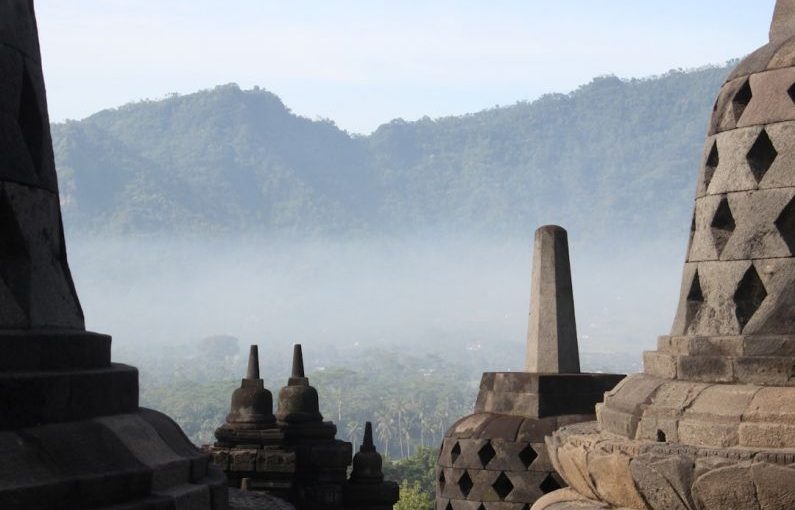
(436, 226, 624, 509)
(208, 344, 397, 510)
(534, 3, 795, 510)
(0, 2, 230, 508)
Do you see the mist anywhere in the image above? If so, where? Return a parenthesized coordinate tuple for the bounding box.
(66, 231, 687, 377)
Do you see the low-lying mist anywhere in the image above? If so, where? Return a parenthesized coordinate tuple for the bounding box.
(66, 232, 687, 377)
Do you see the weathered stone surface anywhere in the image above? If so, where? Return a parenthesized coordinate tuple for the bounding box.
(537, 2, 795, 509)
(525, 226, 580, 373)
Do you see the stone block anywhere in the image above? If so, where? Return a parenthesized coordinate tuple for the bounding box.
(256, 448, 295, 473)
(587, 451, 647, 509)
(447, 413, 495, 439)
(736, 68, 795, 130)
(630, 454, 695, 510)
(739, 422, 795, 448)
(601, 374, 664, 415)
(229, 449, 257, 472)
(597, 405, 639, 439)
(751, 463, 795, 510)
(733, 356, 793, 384)
(692, 465, 759, 510)
(210, 448, 230, 470)
(682, 384, 757, 422)
(307, 440, 352, 469)
(643, 351, 677, 379)
(516, 416, 558, 443)
(676, 356, 733, 383)
(742, 335, 795, 356)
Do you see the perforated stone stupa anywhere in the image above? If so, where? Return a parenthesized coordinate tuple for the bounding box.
(533, 3, 795, 509)
(436, 226, 624, 510)
(0, 1, 228, 508)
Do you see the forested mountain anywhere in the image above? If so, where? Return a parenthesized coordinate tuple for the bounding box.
(51, 63, 733, 239)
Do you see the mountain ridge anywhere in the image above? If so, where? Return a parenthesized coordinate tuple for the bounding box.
(52, 63, 734, 240)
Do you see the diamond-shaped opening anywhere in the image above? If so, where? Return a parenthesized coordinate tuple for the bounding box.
(450, 442, 461, 464)
(539, 473, 562, 494)
(775, 196, 795, 256)
(458, 471, 473, 498)
(17, 64, 44, 178)
(734, 265, 767, 332)
(685, 269, 704, 330)
(438, 470, 446, 492)
(710, 197, 735, 257)
(704, 141, 719, 191)
(656, 430, 667, 442)
(747, 129, 777, 183)
(732, 78, 752, 122)
(492, 472, 514, 501)
(518, 444, 538, 468)
(788, 83, 795, 104)
(445, 502, 453, 510)
(477, 441, 496, 467)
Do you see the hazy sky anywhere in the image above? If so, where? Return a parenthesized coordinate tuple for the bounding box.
(37, 1, 775, 134)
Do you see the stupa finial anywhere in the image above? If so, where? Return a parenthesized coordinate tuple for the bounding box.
(246, 345, 260, 379)
(524, 225, 580, 374)
(291, 344, 305, 378)
(771, 0, 795, 41)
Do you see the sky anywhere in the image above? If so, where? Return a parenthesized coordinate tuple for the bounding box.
(37, 0, 776, 134)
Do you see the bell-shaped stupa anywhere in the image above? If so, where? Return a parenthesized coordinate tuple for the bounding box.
(436, 226, 624, 510)
(535, 2, 795, 509)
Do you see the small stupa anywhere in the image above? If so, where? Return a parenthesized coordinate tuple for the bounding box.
(210, 345, 397, 510)
(344, 422, 400, 510)
(436, 226, 624, 509)
(534, 2, 795, 509)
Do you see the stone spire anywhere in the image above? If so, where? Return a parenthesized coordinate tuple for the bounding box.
(225, 345, 275, 426)
(0, 0, 83, 330)
(349, 422, 383, 484)
(0, 3, 229, 508)
(247, 344, 260, 379)
(771, 0, 795, 41)
(276, 344, 322, 423)
(525, 225, 580, 373)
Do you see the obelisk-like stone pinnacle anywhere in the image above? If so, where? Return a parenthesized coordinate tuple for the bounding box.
(246, 345, 260, 379)
(525, 225, 580, 374)
(362, 421, 375, 452)
(772, 0, 795, 41)
(292, 344, 305, 378)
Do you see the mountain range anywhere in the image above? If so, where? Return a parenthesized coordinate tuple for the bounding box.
(51, 63, 734, 240)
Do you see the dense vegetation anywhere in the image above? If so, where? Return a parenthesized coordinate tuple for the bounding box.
(53, 64, 731, 241)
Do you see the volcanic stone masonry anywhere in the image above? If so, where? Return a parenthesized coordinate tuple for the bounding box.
(0, 1, 229, 508)
(532, 2, 795, 510)
(207, 345, 398, 510)
(436, 226, 625, 510)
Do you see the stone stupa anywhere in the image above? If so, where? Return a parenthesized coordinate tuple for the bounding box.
(0, 1, 228, 508)
(534, 2, 795, 509)
(436, 226, 624, 509)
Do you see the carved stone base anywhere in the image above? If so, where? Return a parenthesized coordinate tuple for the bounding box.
(534, 421, 795, 510)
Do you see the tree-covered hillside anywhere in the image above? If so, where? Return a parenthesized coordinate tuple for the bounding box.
(52, 64, 732, 239)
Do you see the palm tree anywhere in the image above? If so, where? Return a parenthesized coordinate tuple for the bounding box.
(346, 421, 361, 452)
(375, 410, 394, 458)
